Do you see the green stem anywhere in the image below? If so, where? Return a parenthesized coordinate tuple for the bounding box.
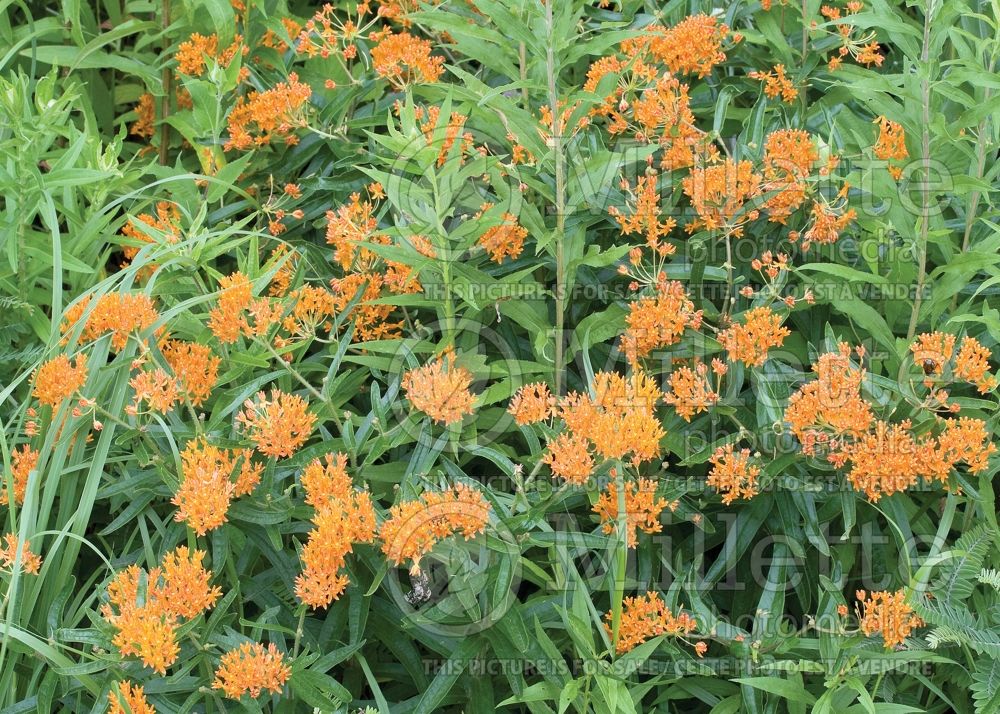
(545, 0, 567, 395)
(158, 0, 171, 166)
(906, 1, 934, 341)
(609, 465, 628, 657)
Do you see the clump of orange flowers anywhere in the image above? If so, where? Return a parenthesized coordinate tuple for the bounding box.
(225, 73, 311, 151)
(101, 547, 221, 674)
(60, 292, 161, 351)
(401, 351, 476, 426)
(621, 280, 701, 365)
(606, 591, 698, 654)
(32, 355, 88, 408)
(371, 31, 444, 87)
(295, 454, 377, 608)
(507, 382, 555, 426)
(176, 32, 247, 78)
(120, 200, 181, 275)
(873, 116, 908, 180)
(954, 336, 997, 392)
(212, 642, 290, 699)
(0, 533, 42, 574)
(856, 589, 923, 649)
(682, 158, 762, 236)
(594, 477, 670, 546)
(664, 363, 718, 422)
(626, 14, 733, 78)
(172, 439, 263, 535)
(161, 340, 221, 406)
(107, 681, 154, 714)
(380, 484, 490, 574)
(717, 307, 790, 367)
(237, 389, 316, 458)
(749, 64, 797, 103)
(707, 444, 761, 504)
(477, 210, 528, 264)
(3, 444, 38, 506)
(129, 368, 180, 414)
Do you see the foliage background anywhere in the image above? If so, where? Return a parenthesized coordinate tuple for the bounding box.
(1, 0, 999, 712)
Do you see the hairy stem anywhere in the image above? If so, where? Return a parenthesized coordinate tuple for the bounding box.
(545, 1, 567, 395)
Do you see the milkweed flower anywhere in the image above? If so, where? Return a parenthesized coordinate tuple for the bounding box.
(380, 484, 490, 574)
(161, 340, 220, 406)
(621, 280, 701, 365)
(208, 272, 254, 343)
(176, 32, 247, 78)
(873, 116, 908, 180)
(3, 444, 39, 505)
(101, 547, 220, 673)
(605, 591, 697, 654)
(839, 420, 924, 501)
(910, 332, 956, 377)
(0, 533, 41, 574)
(856, 589, 923, 649)
(237, 389, 316, 458)
(664, 363, 718, 422)
(707, 444, 761, 504)
(130, 368, 181, 414)
(478, 213, 528, 263)
(626, 14, 732, 78)
(542, 432, 595, 485)
(401, 351, 476, 426)
(33, 355, 88, 408)
(225, 73, 311, 151)
(212, 642, 291, 699)
(682, 159, 762, 236)
(172, 439, 261, 534)
(954, 336, 997, 392)
(594, 478, 668, 547)
(717, 307, 790, 367)
(784, 345, 874, 453)
(295, 454, 377, 608)
(507, 383, 555, 425)
(749, 64, 797, 102)
(107, 681, 155, 714)
(59, 293, 161, 350)
(371, 31, 444, 87)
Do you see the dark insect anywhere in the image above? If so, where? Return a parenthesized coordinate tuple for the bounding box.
(922, 359, 938, 375)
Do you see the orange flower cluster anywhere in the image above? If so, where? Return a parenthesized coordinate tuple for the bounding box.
(225, 73, 311, 151)
(175, 33, 247, 78)
(762, 129, 818, 223)
(621, 280, 701, 365)
(60, 293, 161, 351)
(856, 589, 923, 649)
(121, 201, 181, 274)
(296, 3, 367, 59)
(478, 212, 528, 263)
(707, 444, 761, 504)
(208, 271, 307, 344)
(237, 389, 316, 458)
(609, 174, 677, 254)
(682, 159, 762, 235)
(800, 199, 857, 249)
(161, 340, 220, 406)
(822, 2, 882, 70)
(785, 344, 874, 454)
(605, 591, 697, 654)
(954, 336, 997, 392)
(836, 417, 995, 501)
(101, 547, 221, 674)
(508, 382, 556, 426)
(33, 355, 88, 408)
(873, 116, 908, 180)
(130, 93, 156, 139)
(416, 105, 474, 166)
(326, 191, 379, 270)
(108, 681, 154, 714)
(664, 363, 718, 422)
(626, 14, 732, 78)
(749, 64, 797, 102)
(401, 351, 476, 426)
(910, 332, 955, 376)
(3, 444, 38, 505)
(380, 484, 490, 573)
(0, 533, 41, 574)
(172, 439, 262, 535)
(594, 477, 669, 546)
(717, 307, 790, 367)
(129, 368, 180, 414)
(212, 642, 290, 699)
(542, 433, 596, 485)
(371, 31, 444, 87)
(295, 454, 377, 608)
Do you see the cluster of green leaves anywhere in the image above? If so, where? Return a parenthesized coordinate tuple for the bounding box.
(1, 0, 999, 713)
